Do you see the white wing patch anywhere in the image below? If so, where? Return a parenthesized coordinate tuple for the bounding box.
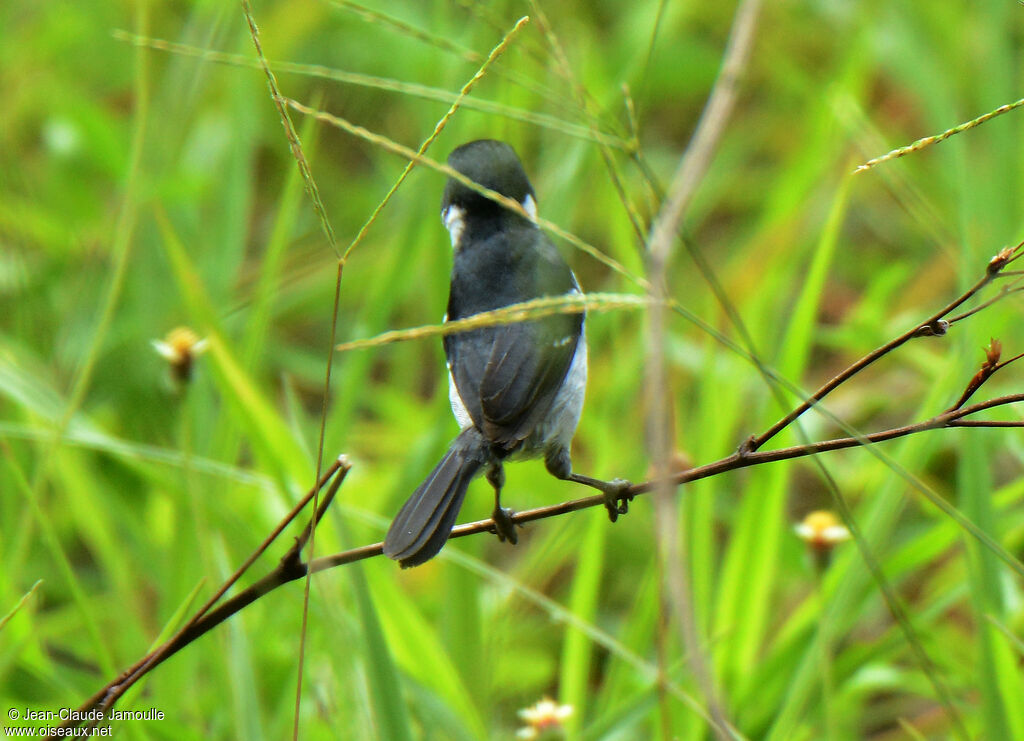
(521, 194, 538, 220)
(442, 205, 466, 249)
(448, 361, 473, 430)
(443, 311, 473, 429)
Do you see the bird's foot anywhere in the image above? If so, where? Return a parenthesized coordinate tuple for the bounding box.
(565, 472, 634, 523)
(600, 479, 633, 523)
(490, 506, 520, 544)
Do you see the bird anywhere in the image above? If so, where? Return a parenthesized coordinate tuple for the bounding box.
(383, 139, 631, 568)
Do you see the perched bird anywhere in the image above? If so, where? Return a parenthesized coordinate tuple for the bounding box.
(383, 139, 630, 568)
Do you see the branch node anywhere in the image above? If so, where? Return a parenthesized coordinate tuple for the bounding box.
(987, 244, 1021, 274)
(947, 338, 1003, 411)
(279, 542, 304, 575)
(912, 319, 949, 338)
(737, 435, 757, 457)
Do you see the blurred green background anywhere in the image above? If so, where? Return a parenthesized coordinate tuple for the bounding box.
(2, 0, 1024, 738)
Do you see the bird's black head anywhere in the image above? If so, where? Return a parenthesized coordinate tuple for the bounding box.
(441, 140, 537, 236)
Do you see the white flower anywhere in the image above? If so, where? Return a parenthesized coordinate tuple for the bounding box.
(795, 510, 851, 550)
(152, 327, 208, 385)
(516, 697, 573, 738)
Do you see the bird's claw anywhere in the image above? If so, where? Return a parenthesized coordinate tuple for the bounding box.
(491, 506, 520, 544)
(602, 479, 633, 523)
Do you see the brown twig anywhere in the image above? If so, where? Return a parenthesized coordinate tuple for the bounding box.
(744, 242, 1024, 453)
(400, 392, 1023, 536)
(270, 396, 1024, 585)
(64, 458, 351, 726)
(64, 387, 1024, 726)
(946, 277, 1024, 325)
(946, 340, 1024, 412)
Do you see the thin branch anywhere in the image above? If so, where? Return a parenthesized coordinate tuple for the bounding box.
(319, 399, 1024, 571)
(411, 392, 1024, 533)
(745, 242, 1024, 452)
(189, 458, 344, 628)
(65, 459, 351, 727)
(301, 393, 1024, 574)
(948, 419, 1024, 427)
(946, 339, 1024, 412)
(946, 278, 1024, 325)
(64, 383, 1024, 726)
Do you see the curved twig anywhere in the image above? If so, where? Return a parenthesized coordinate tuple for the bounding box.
(65, 389, 1024, 726)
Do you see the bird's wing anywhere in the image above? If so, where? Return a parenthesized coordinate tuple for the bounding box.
(446, 307, 581, 450)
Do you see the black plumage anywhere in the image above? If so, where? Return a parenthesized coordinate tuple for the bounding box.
(445, 223, 582, 451)
(383, 140, 628, 568)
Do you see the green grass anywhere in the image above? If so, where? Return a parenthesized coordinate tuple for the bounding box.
(3, 0, 1024, 738)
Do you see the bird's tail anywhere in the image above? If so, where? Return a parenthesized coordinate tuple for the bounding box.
(384, 427, 486, 568)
